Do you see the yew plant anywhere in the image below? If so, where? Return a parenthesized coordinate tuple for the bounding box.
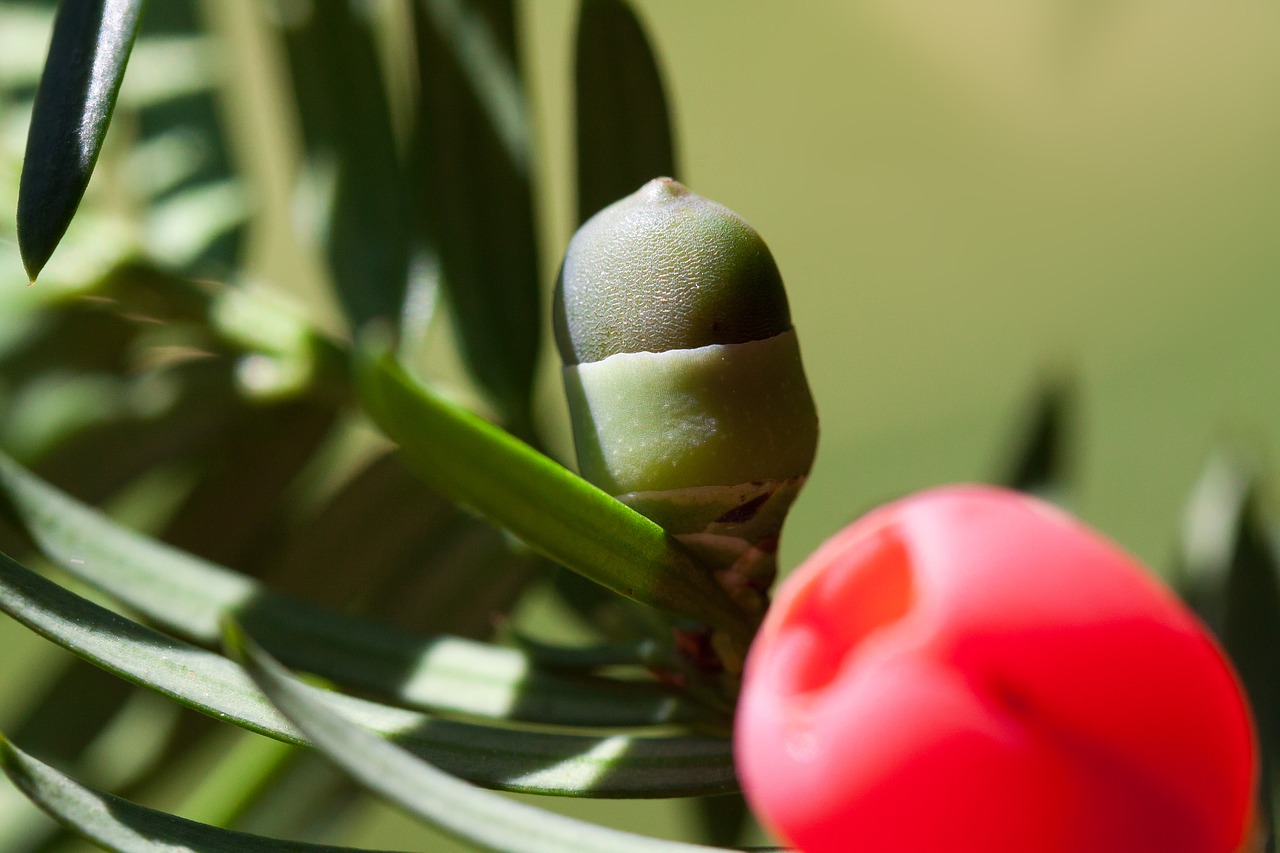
(0, 2, 1275, 852)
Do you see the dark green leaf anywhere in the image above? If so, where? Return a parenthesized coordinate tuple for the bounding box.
(574, 0, 677, 222)
(130, 1, 246, 276)
(17, 0, 145, 280)
(0, 449, 705, 728)
(0, 660, 153, 853)
(695, 792, 759, 851)
(412, 0, 541, 435)
(1178, 455, 1279, 846)
(0, 733, 397, 852)
(229, 623, 737, 853)
(275, 0, 411, 331)
(0, 552, 738, 797)
(355, 342, 756, 651)
(1002, 377, 1073, 503)
(510, 632, 678, 672)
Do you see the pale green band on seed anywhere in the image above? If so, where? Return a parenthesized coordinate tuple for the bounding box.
(563, 330, 818, 495)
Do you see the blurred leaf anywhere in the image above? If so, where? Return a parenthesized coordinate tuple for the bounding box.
(9, 658, 134, 767)
(156, 400, 336, 572)
(230, 623, 739, 853)
(574, 0, 677, 223)
(27, 359, 242, 506)
(356, 343, 756, 649)
(17, 0, 145, 280)
(275, 0, 410, 331)
(0, 552, 739, 797)
(0, 449, 704, 727)
(1002, 377, 1073, 503)
(692, 793, 750, 850)
(551, 566, 670, 643)
(261, 448, 540, 641)
(128, 0, 246, 276)
(0, 660, 147, 853)
(509, 631, 678, 672)
(1179, 454, 1280, 846)
(412, 0, 541, 435)
(1180, 453, 1254, 635)
(231, 753, 359, 848)
(259, 449, 469, 611)
(0, 733, 398, 852)
(153, 729, 299, 833)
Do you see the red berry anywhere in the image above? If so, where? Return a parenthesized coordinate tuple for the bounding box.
(735, 485, 1257, 853)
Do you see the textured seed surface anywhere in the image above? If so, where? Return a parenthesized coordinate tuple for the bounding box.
(554, 178, 791, 365)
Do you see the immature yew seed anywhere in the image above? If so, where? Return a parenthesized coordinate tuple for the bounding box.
(555, 178, 818, 632)
(735, 486, 1259, 853)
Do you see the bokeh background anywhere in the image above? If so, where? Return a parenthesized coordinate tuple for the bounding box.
(517, 1, 1280, 580)
(2, 0, 1278, 849)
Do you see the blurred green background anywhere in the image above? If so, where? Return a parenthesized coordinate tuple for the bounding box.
(2, 0, 1279, 849)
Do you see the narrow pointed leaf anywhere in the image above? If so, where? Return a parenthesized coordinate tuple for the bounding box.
(1178, 456, 1280, 847)
(230, 624, 740, 853)
(1002, 378, 1073, 502)
(0, 734, 395, 853)
(276, 1, 410, 330)
(0, 553, 738, 797)
(510, 632, 679, 672)
(412, 0, 541, 434)
(575, 0, 677, 222)
(356, 343, 756, 649)
(18, 0, 145, 280)
(0, 450, 705, 728)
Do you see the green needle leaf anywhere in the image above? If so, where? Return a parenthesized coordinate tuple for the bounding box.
(355, 342, 756, 651)
(412, 0, 541, 434)
(18, 0, 145, 280)
(0, 733, 399, 853)
(574, 0, 677, 223)
(0, 552, 738, 797)
(0, 449, 698, 728)
(228, 623, 739, 853)
(1178, 454, 1280, 842)
(277, 1, 411, 331)
(1003, 378, 1073, 503)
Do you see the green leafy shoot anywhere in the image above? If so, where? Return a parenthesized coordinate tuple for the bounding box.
(0, 450, 702, 728)
(355, 340, 756, 654)
(227, 621, 745, 853)
(0, 551, 738, 798)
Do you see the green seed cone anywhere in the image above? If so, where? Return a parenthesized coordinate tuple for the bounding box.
(555, 179, 818, 638)
(555, 178, 792, 365)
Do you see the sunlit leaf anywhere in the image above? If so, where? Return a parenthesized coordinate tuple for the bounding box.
(355, 342, 756, 651)
(0, 552, 738, 797)
(17, 0, 145, 280)
(1178, 454, 1280, 845)
(0, 449, 702, 728)
(230, 623, 744, 853)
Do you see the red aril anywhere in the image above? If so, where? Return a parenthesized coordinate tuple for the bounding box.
(735, 485, 1258, 853)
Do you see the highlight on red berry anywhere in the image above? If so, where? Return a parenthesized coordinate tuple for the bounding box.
(735, 486, 1258, 853)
